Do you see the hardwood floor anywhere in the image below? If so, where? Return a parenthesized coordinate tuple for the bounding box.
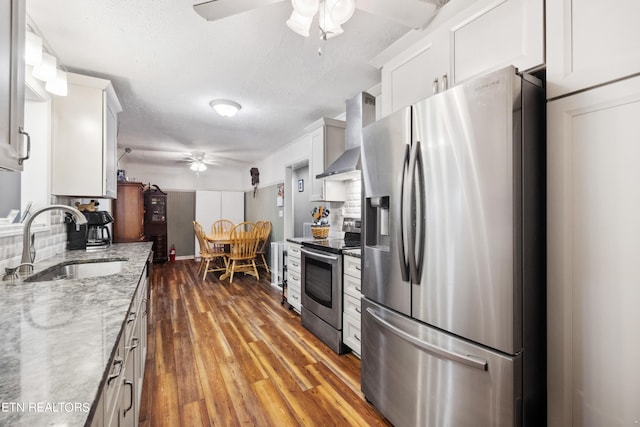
(139, 260, 389, 426)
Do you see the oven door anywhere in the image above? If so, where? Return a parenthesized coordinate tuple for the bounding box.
(300, 247, 342, 329)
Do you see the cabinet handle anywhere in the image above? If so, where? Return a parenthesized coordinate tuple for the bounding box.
(18, 127, 31, 165)
(354, 334, 361, 342)
(107, 359, 123, 384)
(127, 337, 139, 351)
(292, 294, 299, 300)
(123, 380, 134, 416)
(355, 307, 361, 314)
(127, 312, 137, 323)
(432, 78, 439, 95)
(355, 265, 361, 271)
(441, 73, 448, 91)
(292, 262, 299, 267)
(355, 287, 361, 292)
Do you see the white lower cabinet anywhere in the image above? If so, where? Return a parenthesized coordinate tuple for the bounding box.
(547, 75, 640, 427)
(342, 254, 362, 357)
(286, 242, 302, 313)
(93, 263, 149, 426)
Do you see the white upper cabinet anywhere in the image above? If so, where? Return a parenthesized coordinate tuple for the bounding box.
(0, 0, 27, 171)
(381, 30, 449, 115)
(379, 0, 544, 116)
(547, 0, 640, 99)
(51, 72, 122, 198)
(307, 118, 346, 202)
(450, 0, 543, 84)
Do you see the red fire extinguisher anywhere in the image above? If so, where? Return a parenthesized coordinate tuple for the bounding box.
(169, 245, 176, 262)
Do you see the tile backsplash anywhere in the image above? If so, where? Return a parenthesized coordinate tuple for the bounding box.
(328, 178, 361, 238)
(0, 197, 73, 272)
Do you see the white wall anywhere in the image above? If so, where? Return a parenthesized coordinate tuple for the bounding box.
(120, 160, 246, 192)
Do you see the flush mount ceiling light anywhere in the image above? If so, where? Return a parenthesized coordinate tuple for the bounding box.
(209, 99, 242, 117)
(45, 69, 68, 96)
(287, 0, 355, 39)
(25, 31, 43, 66)
(32, 52, 57, 82)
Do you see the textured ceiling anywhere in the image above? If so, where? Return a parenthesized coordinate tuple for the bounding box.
(26, 0, 413, 168)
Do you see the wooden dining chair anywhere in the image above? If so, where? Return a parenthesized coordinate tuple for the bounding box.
(193, 221, 227, 281)
(211, 219, 234, 236)
(255, 221, 272, 273)
(225, 222, 260, 283)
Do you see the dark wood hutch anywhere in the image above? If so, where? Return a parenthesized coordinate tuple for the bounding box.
(144, 185, 168, 263)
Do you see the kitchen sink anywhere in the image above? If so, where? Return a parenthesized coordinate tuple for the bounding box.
(24, 259, 127, 282)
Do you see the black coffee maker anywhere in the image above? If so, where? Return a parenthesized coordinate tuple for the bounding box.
(66, 211, 114, 251)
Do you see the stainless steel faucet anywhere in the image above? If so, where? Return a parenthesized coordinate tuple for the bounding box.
(19, 205, 88, 273)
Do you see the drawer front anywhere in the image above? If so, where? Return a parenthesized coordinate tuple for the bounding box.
(288, 287, 302, 312)
(344, 293, 362, 320)
(287, 243, 302, 261)
(288, 269, 302, 291)
(288, 256, 302, 275)
(343, 312, 362, 356)
(344, 255, 361, 278)
(343, 273, 362, 298)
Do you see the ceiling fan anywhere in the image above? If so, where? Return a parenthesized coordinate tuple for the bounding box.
(193, 0, 449, 31)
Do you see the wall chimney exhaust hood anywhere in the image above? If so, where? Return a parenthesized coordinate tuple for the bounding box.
(316, 92, 376, 180)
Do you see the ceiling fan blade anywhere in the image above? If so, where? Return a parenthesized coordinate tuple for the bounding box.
(356, 0, 441, 29)
(193, 0, 286, 21)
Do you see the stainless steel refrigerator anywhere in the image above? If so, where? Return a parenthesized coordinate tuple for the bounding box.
(360, 66, 546, 426)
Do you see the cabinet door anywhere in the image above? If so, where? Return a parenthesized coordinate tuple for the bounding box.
(547, 0, 640, 99)
(381, 30, 448, 116)
(547, 75, 640, 426)
(309, 127, 325, 201)
(0, 0, 25, 171)
(451, 0, 543, 85)
(104, 98, 118, 198)
(52, 82, 104, 196)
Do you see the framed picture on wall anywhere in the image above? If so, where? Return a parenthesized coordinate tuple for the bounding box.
(277, 183, 284, 207)
(298, 179, 304, 192)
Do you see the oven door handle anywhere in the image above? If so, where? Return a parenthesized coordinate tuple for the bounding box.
(300, 248, 340, 261)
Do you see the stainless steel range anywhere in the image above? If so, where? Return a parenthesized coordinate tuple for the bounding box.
(300, 218, 361, 354)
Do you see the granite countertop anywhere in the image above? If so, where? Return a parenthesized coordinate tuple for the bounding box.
(0, 242, 153, 426)
(286, 237, 315, 244)
(342, 248, 362, 258)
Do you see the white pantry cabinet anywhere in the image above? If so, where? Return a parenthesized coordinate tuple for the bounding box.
(380, 0, 543, 116)
(0, 0, 27, 171)
(52, 72, 122, 198)
(307, 118, 347, 202)
(547, 75, 640, 427)
(546, 0, 640, 99)
(194, 190, 244, 254)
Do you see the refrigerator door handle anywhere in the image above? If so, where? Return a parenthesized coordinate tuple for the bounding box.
(366, 307, 489, 371)
(407, 140, 425, 283)
(396, 144, 410, 282)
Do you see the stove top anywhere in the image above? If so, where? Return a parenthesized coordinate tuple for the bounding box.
(302, 232, 361, 254)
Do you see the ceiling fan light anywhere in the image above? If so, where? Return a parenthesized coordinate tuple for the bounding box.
(286, 10, 313, 37)
(25, 31, 43, 66)
(327, 0, 355, 25)
(45, 69, 68, 96)
(291, 0, 320, 17)
(209, 99, 242, 117)
(32, 52, 57, 82)
(190, 161, 207, 172)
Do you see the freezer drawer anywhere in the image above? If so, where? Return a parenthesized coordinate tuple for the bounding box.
(361, 298, 522, 427)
